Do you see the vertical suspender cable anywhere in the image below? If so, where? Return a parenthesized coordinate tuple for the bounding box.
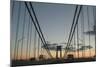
(16, 40, 20, 59)
(72, 34, 74, 57)
(16, 40, 19, 59)
(41, 41, 43, 55)
(20, 3, 26, 59)
(87, 7, 91, 57)
(82, 7, 85, 57)
(77, 18, 79, 58)
(34, 29, 37, 58)
(16, 6, 22, 59)
(81, 7, 85, 57)
(81, 8, 85, 57)
(11, 1, 15, 59)
(16, 2, 21, 60)
(93, 7, 96, 57)
(29, 19, 32, 58)
(80, 8, 83, 57)
(26, 11, 30, 59)
(74, 30, 76, 58)
(14, 2, 21, 60)
(11, 1, 15, 19)
(38, 37, 40, 59)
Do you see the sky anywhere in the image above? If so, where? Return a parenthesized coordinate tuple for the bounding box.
(11, 1, 96, 60)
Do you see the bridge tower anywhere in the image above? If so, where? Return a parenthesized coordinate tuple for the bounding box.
(56, 46, 62, 59)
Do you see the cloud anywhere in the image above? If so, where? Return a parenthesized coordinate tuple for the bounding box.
(84, 25, 96, 35)
(78, 45, 93, 51)
(42, 43, 57, 50)
(84, 30, 96, 35)
(42, 43, 93, 51)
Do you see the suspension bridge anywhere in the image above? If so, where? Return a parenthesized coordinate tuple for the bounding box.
(11, 1, 96, 67)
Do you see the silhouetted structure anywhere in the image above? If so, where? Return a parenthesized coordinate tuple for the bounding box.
(67, 54, 74, 59)
(11, 1, 96, 67)
(56, 46, 62, 59)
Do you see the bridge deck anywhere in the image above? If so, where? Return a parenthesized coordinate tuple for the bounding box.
(11, 57, 96, 67)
